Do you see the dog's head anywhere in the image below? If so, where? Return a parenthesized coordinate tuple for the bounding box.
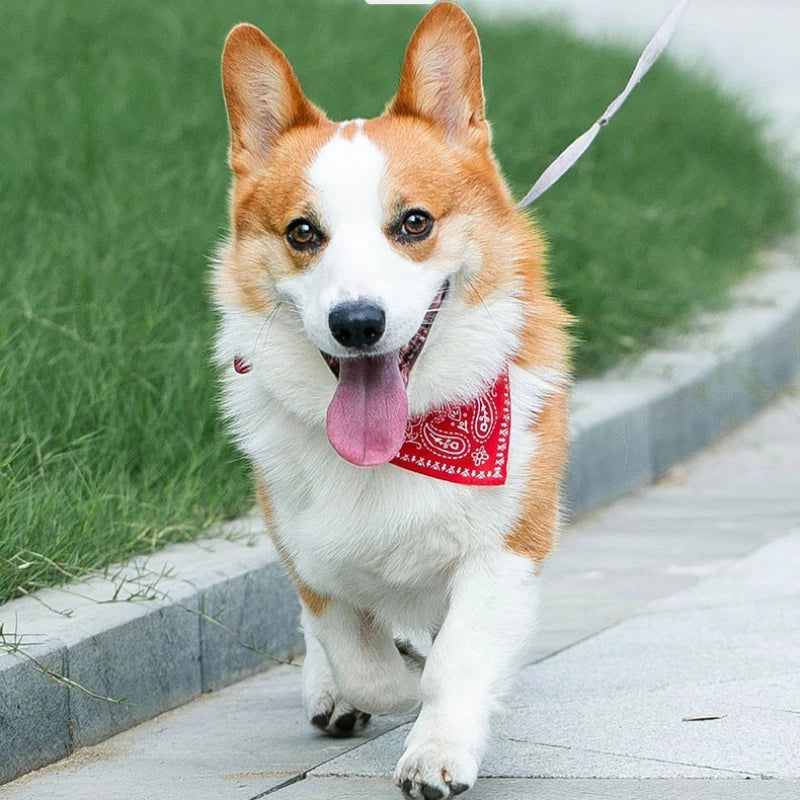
(217, 2, 559, 467)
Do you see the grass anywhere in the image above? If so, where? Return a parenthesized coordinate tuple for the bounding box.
(0, 0, 795, 605)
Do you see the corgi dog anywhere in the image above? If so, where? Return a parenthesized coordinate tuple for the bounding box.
(214, 3, 570, 797)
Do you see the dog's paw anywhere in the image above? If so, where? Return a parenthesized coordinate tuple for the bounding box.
(307, 690, 372, 738)
(394, 742, 478, 799)
(302, 639, 371, 738)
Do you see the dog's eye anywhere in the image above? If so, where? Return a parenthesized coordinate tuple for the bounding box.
(286, 218, 323, 250)
(399, 210, 433, 240)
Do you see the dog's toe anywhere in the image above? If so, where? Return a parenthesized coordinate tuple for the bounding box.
(394, 742, 478, 798)
(311, 710, 332, 731)
(421, 785, 445, 800)
(310, 702, 371, 738)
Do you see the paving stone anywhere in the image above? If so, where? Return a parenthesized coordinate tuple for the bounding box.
(67, 600, 202, 748)
(639, 263, 800, 479)
(0, 645, 70, 785)
(124, 519, 306, 692)
(645, 529, 800, 612)
(311, 722, 730, 780)
(0, 666, 408, 800)
(199, 560, 303, 693)
(565, 379, 657, 518)
(278, 777, 800, 800)
(0, 571, 205, 751)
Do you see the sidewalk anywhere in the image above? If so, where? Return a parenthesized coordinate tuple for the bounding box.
(5, 384, 798, 798)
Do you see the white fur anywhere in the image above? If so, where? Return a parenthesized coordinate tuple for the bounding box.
(214, 126, 566, 798)
(278, 132, 447, 360)
(301, 608, 373, 735)
(395, 550, 540, 795)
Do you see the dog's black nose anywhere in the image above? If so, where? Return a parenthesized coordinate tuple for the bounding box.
(328, 301, 386, 348)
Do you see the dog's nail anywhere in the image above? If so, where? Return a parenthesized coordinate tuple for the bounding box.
(311, 712, 330, 730)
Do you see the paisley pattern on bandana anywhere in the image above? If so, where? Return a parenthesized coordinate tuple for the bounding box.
(391, 368, 510, 486)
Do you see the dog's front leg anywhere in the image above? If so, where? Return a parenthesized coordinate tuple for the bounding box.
(301, 607, 377, 737)
(304, 600, 422, 717)
(394, 550, 539, 799)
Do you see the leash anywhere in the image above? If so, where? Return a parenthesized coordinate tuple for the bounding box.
(516, 0, 690, 209)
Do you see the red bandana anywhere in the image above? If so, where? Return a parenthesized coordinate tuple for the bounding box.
(232, 358, 510, 486)
(391, 368, 510, 486)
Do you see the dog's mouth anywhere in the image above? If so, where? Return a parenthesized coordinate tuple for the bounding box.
(322, 282, 448, 383)
(323, 281, 449, 468)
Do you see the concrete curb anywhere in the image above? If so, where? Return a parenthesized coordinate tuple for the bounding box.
(1, 241, 799, 785)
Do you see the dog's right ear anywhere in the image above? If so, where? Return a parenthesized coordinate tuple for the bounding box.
(387, 2, 488, 151)
(222, 24, 325, 175)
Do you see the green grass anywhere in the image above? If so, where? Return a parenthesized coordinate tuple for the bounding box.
(0, 0, 795, 605)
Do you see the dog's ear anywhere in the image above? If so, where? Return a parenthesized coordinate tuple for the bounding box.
(222, 24, 326, 174)
(388, 2, 488, 149)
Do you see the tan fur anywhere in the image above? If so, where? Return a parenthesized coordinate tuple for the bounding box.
(256, 474, 330, 617)
(213, 122, 341, 314)
(388, 1, 489, 152)
(505, 389, 569, 563)
(222, 23, 327, 177)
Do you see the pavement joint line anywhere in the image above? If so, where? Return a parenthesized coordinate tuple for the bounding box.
(247, 774, 307, 800)
(530, 620, 624, 667)
(486, 740, 766, 779)
(626, 528, 800, 619)
(247, 712, 416, 800)
(288, 716, 416, 792)
(634, 595, 800, 618)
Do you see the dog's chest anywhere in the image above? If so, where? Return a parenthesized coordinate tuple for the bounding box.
(225, 348, 549, 615)
(252, 406, 521, 602)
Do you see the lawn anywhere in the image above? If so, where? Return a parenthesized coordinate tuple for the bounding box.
(0, 0, 795, 605)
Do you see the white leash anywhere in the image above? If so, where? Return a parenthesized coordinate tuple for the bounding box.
(516, 0, 690, 210)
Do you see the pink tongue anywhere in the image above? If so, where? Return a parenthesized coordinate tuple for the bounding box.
(326, 353, 408, 467)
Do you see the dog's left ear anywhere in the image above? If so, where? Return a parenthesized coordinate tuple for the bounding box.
(222, 23, 326, 175)
(387, 2, 489, 150)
